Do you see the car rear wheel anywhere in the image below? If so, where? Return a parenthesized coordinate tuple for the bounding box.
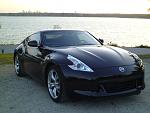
(47, 66, 67, 102)
(14, 54, 24, 77)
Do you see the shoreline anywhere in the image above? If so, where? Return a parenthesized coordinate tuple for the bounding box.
(0, 44, 150, 55)
(0, 13, 150, 19)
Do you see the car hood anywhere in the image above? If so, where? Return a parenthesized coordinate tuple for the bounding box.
(50, 45, 135, 68)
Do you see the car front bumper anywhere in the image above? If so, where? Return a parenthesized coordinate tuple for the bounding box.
(60, 65, 145, 96)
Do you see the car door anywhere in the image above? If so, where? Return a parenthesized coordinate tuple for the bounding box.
(23, 33, 44, 81)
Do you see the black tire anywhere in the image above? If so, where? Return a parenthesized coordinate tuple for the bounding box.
(47, 66, 68, 102)
(14, 54, 25, 77)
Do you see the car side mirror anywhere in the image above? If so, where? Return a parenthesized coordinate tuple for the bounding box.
(28, 40, 38, 47)
(98, 38, 104, 45)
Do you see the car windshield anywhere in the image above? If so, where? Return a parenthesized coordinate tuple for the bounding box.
(43, 30, 101, 47)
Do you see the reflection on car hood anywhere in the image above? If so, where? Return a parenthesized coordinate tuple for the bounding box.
(51, 45, 135, 68)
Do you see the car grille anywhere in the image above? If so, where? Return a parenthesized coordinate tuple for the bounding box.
(102, 80, 137, 93)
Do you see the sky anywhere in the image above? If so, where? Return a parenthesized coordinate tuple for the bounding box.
(0, 0, 150, 14)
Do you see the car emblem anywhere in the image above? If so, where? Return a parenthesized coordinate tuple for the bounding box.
(119, 67, 125, 72)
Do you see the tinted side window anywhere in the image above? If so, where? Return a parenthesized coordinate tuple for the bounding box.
(28, 33, 41, 46)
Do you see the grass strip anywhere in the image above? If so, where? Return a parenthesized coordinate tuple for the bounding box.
(139, 54, 150, 59)
(0, 54, 13, 65)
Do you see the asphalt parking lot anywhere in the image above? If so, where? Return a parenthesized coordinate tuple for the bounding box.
(0, 59, 150, 113)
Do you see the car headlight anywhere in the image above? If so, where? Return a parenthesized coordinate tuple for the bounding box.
(67, 55, 94, 72)
(129, 52, 143, 66)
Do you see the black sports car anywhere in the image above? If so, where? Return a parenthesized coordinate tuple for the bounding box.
(14, 30, 145, 102)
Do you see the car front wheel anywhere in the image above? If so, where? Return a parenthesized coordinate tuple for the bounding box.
(14, 54, 24, 77)
(47, 66, 67, 102)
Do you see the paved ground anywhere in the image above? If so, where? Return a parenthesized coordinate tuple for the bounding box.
(0, 59, 150, 113)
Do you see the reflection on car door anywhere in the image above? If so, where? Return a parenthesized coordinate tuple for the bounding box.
(24, 33, 43, 81)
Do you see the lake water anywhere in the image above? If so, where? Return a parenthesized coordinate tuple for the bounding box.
(0, 16, 150, 46)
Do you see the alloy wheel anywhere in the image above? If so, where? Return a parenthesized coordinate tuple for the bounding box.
(15, 55, 20, 75)
(48, 69, 61, 99)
